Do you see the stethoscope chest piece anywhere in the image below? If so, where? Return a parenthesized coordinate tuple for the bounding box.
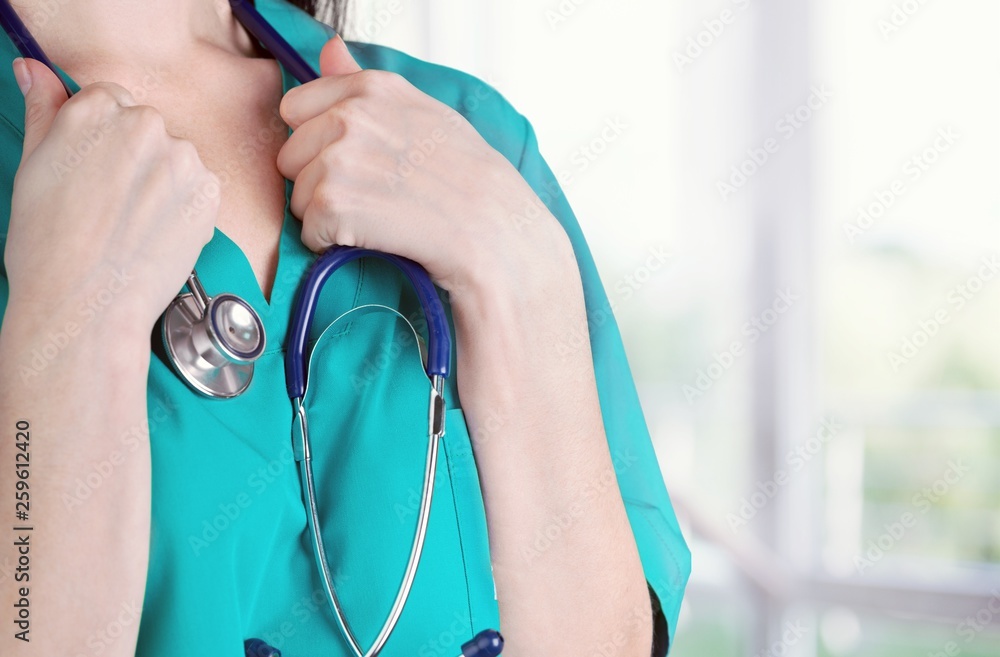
(162, 271, 266, 399)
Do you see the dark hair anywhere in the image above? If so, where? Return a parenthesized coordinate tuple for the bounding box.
(287, 0, 348, 34)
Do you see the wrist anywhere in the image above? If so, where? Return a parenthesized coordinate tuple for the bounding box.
(0, 296, 152, 382)
(451, 216, 582, 328)
(449, 219, 591, 399)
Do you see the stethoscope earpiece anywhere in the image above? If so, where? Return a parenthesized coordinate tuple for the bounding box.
(162, 271, 266, 398)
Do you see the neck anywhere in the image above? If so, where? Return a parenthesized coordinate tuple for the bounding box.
(10, 0, 260, 71)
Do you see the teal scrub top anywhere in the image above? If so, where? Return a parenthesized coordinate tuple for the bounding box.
(0, 1, 691, 654)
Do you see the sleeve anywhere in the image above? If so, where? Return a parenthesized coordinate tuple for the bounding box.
(513, 118, 691, 655)
(0, 271, 8, 330)
(0, 122, 19, 333)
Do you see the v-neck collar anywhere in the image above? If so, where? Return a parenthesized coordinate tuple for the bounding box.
(193, 59, 315, 352)
(5, 0, 353, 352)
(55, 56, 314, 351)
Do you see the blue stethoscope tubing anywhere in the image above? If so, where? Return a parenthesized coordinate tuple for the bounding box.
(0, 1, 503, 655)
(286, 247, 452, 395)
(288, 254, 449, 657)
(234, 6, 478, 655)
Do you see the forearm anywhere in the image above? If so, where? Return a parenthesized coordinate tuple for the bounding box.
(451, 231, 653, 657)
(0, 304, 151, 655)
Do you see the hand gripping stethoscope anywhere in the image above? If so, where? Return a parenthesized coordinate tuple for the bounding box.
(0, 2, 503, 656)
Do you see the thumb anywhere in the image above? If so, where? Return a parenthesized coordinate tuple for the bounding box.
(319, 35, 362, 77)
(14, 57, 70, 160)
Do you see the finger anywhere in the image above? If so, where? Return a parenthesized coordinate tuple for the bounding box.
(16, 58, 70, 160)
(288, 148, 326, 222)
(299, 199, 343, 254)
(292, 157, 353, 253)
(276, 109, 347, 180)
(319, 35, 362, 77)
(279, 74, 360, 130)
(280, 36, 365, 129)
(288, 145, 360, 233)
(72, 80, 137, 107)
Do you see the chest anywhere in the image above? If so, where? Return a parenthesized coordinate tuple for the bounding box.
(153, 61, 291, 300)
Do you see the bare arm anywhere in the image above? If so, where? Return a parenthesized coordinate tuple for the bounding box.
(275, 37, 654, 655)
(0, 55, 216, 655)
(0, 302, 151, 655)
(451, 231, 653, 657)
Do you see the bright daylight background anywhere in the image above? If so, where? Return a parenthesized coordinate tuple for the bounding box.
(343, 0, 1000, 655)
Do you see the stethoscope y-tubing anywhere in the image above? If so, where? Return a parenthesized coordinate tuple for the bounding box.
(286, 246, 452, 397)
(288, 248, 451, 656)
(294, 391, 443, 657)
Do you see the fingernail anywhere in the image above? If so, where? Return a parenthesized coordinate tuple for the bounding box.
(12, 58, 32, 96)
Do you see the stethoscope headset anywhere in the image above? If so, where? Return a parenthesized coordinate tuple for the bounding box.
(0, 2, 504, 656)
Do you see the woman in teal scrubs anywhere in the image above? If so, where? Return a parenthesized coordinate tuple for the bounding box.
(0, 1, 690, 655)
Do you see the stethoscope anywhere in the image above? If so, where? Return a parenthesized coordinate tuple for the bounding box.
(0, 2, 503, 656)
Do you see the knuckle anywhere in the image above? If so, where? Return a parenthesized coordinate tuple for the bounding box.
(365, 69, 407, 97)
(380, 70, 408, 90)
(318, 144, 344, 171)
(335, 96, 368, 128)
(127, 105, 168, 141)
(325, 108, 351, 138)
(354, 68, 386, 92)
(73, 83, 128, 114)
(172, 139, 203, 174)
(334, 226, 356, 248)
(61, 94, 111, 125)
(312, 182, 341, 217)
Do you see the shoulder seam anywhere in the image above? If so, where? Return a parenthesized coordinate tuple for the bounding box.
(514, 113, 532, 172)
